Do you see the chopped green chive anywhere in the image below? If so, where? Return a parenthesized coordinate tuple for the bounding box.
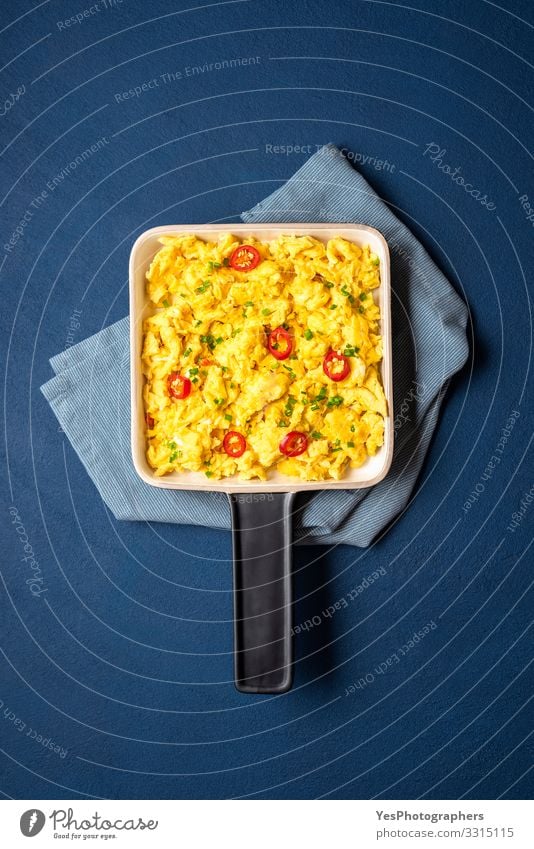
(358, 305, 365, 314)
(347, 441, 355, 448)
(200, 333, 216, 350)
(162, 298, 169, 307)
(278, 420, 288, 427)
(282, 364, 296, 379)
(262, 308, 272, 316)
(341, 285, 356, 304)
(224, 413, 232, 421)
(311, 431, 323, 439)
(304, 328, 314, 340)
(222, 257, 230, 267)
(359, 292, 367, 301)
(326, 395, 344, 407)
(183, 347, 192, 357)
(350, 424, 356, 432)
(205, 471, 214, 478)
(244, 300, 254, 307)
(196, 280, 211, 294)
(329, 304, 338, 310)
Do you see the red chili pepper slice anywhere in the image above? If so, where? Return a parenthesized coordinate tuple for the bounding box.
(167, 372, 191, 399)
(223, 430, 247, 458)
(229, 244, 261, 271)
(267, 326, 293, 360)
(323, 350, 350, 382)
(279, 431, 308, 457)
(145, 412, 155, 428)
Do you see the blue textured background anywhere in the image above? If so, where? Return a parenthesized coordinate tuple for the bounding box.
(1, 0, 533, 800)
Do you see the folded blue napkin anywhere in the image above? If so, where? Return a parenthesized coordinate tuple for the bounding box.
(41, 144, 468, 547)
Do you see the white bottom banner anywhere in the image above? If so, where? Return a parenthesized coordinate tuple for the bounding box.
(1, 799, 532, 848)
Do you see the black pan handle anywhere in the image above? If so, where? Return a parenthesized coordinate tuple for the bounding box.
(228, 492, 295, 694)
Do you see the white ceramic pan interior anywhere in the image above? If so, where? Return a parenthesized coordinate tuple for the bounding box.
(129, 223, 393, 494)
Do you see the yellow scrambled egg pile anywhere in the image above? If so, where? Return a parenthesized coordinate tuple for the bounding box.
(142, 233, 387, 481)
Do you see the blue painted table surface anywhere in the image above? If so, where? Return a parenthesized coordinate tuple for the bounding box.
(1, 0, 533, 800)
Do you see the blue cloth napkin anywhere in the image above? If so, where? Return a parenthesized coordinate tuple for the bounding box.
(41, 144, 468, 547)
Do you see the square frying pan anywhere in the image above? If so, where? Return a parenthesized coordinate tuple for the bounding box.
(130, 224, 393, 694)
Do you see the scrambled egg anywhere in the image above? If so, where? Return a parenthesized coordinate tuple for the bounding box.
(142, 233, 387, 481)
